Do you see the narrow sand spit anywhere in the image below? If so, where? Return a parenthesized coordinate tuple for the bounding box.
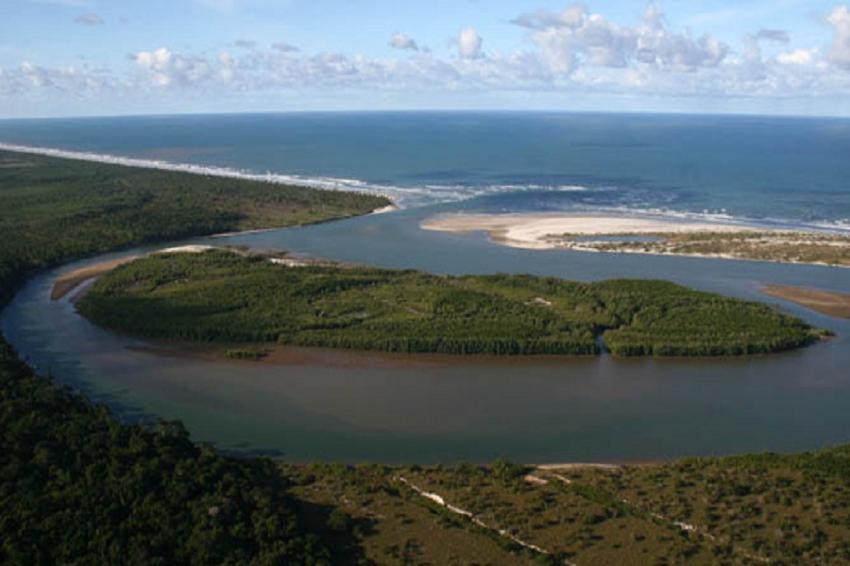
(52, 245, 217, 300)
(763, 285, 850, 319)
(51, 257, 141, 300)
(421, 213, 759, 250)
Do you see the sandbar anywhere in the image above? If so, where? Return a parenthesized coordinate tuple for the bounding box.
(422, 212, 850, 267)
(763, 285, 850, 319)
(52, 257, 141, 300)
(421, 212, 759, 250)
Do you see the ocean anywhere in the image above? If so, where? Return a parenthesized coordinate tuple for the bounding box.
(2, 111, 849, 230)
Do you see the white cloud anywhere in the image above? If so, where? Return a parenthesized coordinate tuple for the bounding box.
(778, 48, 818, 66)
(827, 5, 850, 70)
(8, 3, 850, 112)
(513, 4, 729, 75)
(234, 39, 256, 49)
(135, 47, 212, 88)
(458, 28, 483, 59)
(745, 28, 790, 63)
(74, 13, 103, 26)
(390, 33, 419, 52)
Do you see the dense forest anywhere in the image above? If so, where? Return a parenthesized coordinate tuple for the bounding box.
(0, 150, 388, 307)
(78, 250, 823, 357)
(3, 149, 850, 565)
(0, 150, 387, 563)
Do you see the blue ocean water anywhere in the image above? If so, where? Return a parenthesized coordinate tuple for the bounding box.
(1, 112, 849, 230)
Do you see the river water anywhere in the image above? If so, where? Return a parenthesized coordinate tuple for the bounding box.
(3, 204, 850, 463)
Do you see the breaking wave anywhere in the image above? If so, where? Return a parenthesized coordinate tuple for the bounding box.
(0, 142, 593, 209)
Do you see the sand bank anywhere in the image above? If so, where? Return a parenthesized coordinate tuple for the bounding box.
(51, 257, 141, 300)
(422, 213, 850, 267)
(51, 246, 217, 300)
(421, 213, 759, 250)
(763, 285, 850, 319)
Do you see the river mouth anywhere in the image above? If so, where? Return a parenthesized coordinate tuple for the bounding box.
(3, 206, 850, 464)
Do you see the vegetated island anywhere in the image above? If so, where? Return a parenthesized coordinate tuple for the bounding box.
(76, 249, 826, 357)
(5, 149, 850, 564)
(422, 212, 850, 267)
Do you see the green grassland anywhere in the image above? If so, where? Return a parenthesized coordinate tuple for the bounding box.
(3, 148, 850, 565)
(78, 249, 823, 357)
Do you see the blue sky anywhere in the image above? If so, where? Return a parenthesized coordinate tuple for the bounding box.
(2, 0, 850, 117)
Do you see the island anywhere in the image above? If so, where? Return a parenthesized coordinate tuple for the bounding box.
(422, 212, 850, 267)
(75, 248, 825, 357)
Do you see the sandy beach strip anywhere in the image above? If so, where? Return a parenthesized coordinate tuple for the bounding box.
(421, 212, 760, 250)
(763, 285, 850, 319)
(51, 257, 141, 300)
(51, 245, 220, 301)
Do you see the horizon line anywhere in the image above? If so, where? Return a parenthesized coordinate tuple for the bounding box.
(3, 107, 850, 122)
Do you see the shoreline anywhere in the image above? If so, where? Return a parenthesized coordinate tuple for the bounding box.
(51, 245, 221, 301)
(0, 142, 396, 202)
(422, 212, 850, 268)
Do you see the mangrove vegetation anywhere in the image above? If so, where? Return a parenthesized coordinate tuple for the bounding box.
(77, 250, 824, 357)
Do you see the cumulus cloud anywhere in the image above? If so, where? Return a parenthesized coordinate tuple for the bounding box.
(754, 29, 790, 43)
(458, 28, 483, 59)
(827, 5, 850, 69)
(271, 42, 298, 53)
(778, 48, 818, 66)
(513, 4, 728, 74)
(74, 13, 104, 26)
(135, 47, 213, 87)
(389, 32, 419, 51)
(8, 3, 850, 110)
(745, 28, 791, 63)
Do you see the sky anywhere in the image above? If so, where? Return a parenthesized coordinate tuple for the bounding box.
(2, 0, 850, 118)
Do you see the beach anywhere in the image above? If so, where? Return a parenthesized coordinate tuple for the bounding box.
(51, 246, 217, 301)
(51, 257, 141, 300)
(421, 212, 762, 249)
(422, 212, 850, 267)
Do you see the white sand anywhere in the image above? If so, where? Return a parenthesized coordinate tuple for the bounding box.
(421, 213, 760, 250)
(155, 245, 218, 254)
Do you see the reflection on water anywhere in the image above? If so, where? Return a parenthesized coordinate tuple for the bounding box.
(3, 206, 850, 463)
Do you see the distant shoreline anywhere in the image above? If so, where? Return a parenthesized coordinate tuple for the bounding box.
(0, 142, 395, 202)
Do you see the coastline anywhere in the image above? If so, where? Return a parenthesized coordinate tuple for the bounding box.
(422, 212, 850, 268)
(0, 141, 396, 202)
